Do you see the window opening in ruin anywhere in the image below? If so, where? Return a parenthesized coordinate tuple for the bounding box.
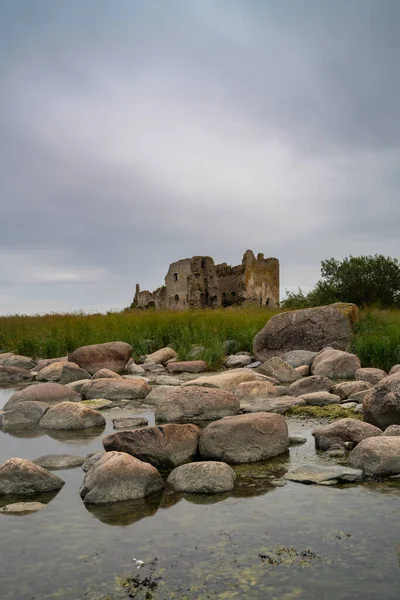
(231, 291, 236, 297)
(266, 298, 270, 306)
(201, 259, 206, 268)
(175, 294, 179, 302)
(222, 292, 226, 297)
(173, 273, 178, 281)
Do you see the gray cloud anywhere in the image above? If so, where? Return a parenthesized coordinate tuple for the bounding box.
(1, 0, 400, 313)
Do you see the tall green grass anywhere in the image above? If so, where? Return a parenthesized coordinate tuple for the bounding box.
(352, 309, 400, 372)
(0, 307, 278, 370)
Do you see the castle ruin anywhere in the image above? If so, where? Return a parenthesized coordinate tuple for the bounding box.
(133, 250, 279, 310)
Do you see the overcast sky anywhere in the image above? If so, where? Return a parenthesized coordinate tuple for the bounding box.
(1, 0, 399, 314)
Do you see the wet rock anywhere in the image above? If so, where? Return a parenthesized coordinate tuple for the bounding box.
(103, 423, 200, 469)
(112, 417, 149, 429)
(144, 347, 177, 365)
(33, 454, 86, 469)
(199, 412, 289, 464)
(362, 372, 400, 429)
(79, 451, 164, 504)
(92, 368, 122, 379)
(253, 303, 358, 362)
(69, 341, 132, 375)
(311, 348, 361, 379)
(81, 399, 114, 410)
(0, 458, 65, 495)
(167, 461, 236, 494)
(349, 437, 400, 476)
(0, 401, 49, 427)
(300, 391, 341, 406)
(166, 360, 207, 374)
(3, 354, 36, 370)
(80, 378, 151, 401)
(3, 383, 81, 411)
(124, 360, 146, 375)
(284, 464, 363, 485)
(0, 365, 34, 384)
(256, 357, 301, 383)
(234, 380, 277, 401)
(225, 355, 253, 368)
(280, 350, 318, 368)
(39, 401, 106, 430)
(240, 396, 306, 414)
(355, 367, 387, 385)
(313, 418, 382, 451)
(37, 361, 91, 384)
(289, 435, 307, 445)
(155, 386, 239, 423)
(383, 425, 400, 436)
(331, 380, 372, 401)
(0, 502, 47, 514)
(289, 375, 333, 397)
(182, 369, 258, 392)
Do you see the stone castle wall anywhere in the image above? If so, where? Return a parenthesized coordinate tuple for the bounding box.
(133, 250, 279, 309)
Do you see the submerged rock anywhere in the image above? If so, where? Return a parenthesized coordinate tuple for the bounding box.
(0, 502, 47, 514)
(33, 454, 86, 470)
(167, 461, 236, 494)
(284, 464, 363, 485)
(0, 458, 65, 496)
(112, 417, 149, 429)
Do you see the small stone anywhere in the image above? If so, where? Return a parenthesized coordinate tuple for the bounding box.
(284, 464, 363, 485)
(113, 417, 149, 429)
(33, 454, 86, 470)
(289, 435, 307, 445)
(0, 502, 47, 514)
(81, 399, 114, 410)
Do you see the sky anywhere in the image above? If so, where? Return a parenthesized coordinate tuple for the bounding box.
(1, 0, 400, 315)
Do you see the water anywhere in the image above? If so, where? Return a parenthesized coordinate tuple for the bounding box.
(1, 387, 400, 600)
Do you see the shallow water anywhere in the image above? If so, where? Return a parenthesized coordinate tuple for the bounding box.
(1, 387, 400, 600)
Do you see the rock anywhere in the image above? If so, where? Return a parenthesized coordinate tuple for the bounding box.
(0, 401, 49, 427)
(4, 354, 36, 370)
(82, 453, 104, 472)
(33, 454, 86, 469)
(389, 365, 400, 375)
(124, 360, 146, 375)
(199, 412, 289, 464)
(341, 402, 358, 410)
(0, 365, 34, 384)
(65, 379, 91, 393)
(253, 303, 359, 362)
(331, 380, 372, 401)
(354, 404, 363, 414)
(0, 458, 65, 495)
(289, 375, 332, 397)
(183, 369, 259, 392)
(234, 380, 277, 401)
(103, 423, 200, 469)
(167, 461, 236, 493)
(355, 367, 387, 385)
(92, 368, 122, 379)
(256, 357, 301, 383)
(34, 357, 68, 372)
(68, 341, 132, 375)
(140, 362, 165, 372)
(81, 399, 114, 409)
(79, 451, 164, 504)
(149, 375, 182, 386)
(0, 352, 15, 364)
(39, 402, 106, 430)
(280, 350, 318, 368)
(362, 372, 400, 429)
(144, 385, 177, 406)
(348, 389, 369, 403)
(166, 361, 207, 374)
(349, 437, 400, 476)
(225, 355, 253, 369)
(246, 361, 262, 369)
(311, 348, 361, 379)
(284, 464, 363, 485)
(223, 340, 239, 355)
(240, 396, 306, 414)
(295, 365, 309, 376)
(80, 378, 151, 401)
(383, 425, 400, 436)
(289, 435, 307, 445)
(113, 417, 149, 429)
(155, 386, 239, 423)
(326, 448, 346, 458)
(300, 391, 341, 407)
(3, 383, 81, 411)
(37, 361, 91, 384)
(313, 418, 382, 451)
(145, 347, 177, 365)
(0, 502, 47, 514)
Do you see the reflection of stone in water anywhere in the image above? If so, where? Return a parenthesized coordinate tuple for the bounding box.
(396, 543, 400, 568)
(158, 488, 182, 510)
(46, 426, 105, 444)
(84, 491, 163, 526)
(0, 424, 46, 439)
(181, 491, 231, 505)
(0, 489, 60, 511)
(232, 454, 290, 498)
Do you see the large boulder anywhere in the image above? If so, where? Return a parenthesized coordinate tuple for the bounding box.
(0, 365, 34, 384)
(144, 347, 177, 365)
(256, 357, 301, 383)
(37, 361, 90, 384)
(363, 372, 400, 429)
(79, 451, 164, 504)
(167, 361, 207, 374)
(102, 424, 200, 469)
(311, 348, 361, 379)
(0, 401, 49, 428)
(253, 303, 359, 362)
(39, 402, 106, 430)
(0, 458, 64, 496)
(349, 437, 400, 476)
(167, 462, 236, 494)
(68, 342, 132, 375)
(3, 383, 81, 411)
(289, 375, 332, 397)
(355, 368, 387, 385)
(155, 386, 239, 423)
(313, 418, 382, 451)
(199, 412, 289, 464)
(80, 378, 151, 401)
(182, 369, 258, 392)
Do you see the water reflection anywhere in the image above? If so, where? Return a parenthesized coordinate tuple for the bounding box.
(84, 491, 163, 526)
(0, 489, 61, 511)
(46, 426, 106, 444)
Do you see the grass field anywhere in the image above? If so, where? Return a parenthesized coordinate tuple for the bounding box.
(0, 306, 400, 372)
